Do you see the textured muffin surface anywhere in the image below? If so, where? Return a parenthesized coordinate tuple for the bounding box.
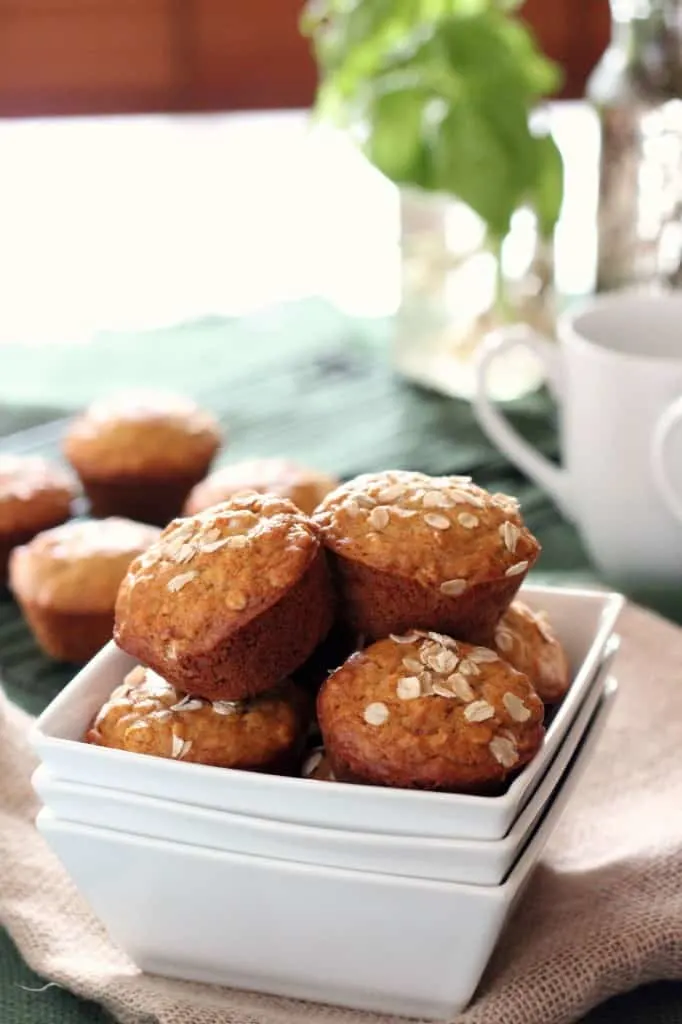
(313, 470, 539, 592)
(114, 493, 334, 698)
(10, 517, 161, 613)
(63, 390, 221, 478)
(494, 600, 570, 704)
(318, 631, 544, 792)
(87, 665, 307, 770)
(0, 455, 76, 534)
(185, 458, 338, 516)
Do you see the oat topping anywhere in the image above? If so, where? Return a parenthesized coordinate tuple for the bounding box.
(458, 658, 481, 676)
(448, 673, 475, 701)
(495, 627, 514, 653)
(423, 490, 452, 509)
(396, 676, 422, 700)
(171, 733, 192, 759)
(457, 513, 479, 529)
(369, 506, 390, 530)
(432, 682, 457, 699)
(377, 483, 404, 503)
(499, 521, 521, 553)
(464, 700, 495, 723)
(389, 631, 422, 644)
(469, 647, 499, 664)
(505, 560, 529, 577)
(302, 749, 324, 777)
(503, 691, 531, 722)
(489, 735, 518, 767)
(212, 700, 241, 716)
(364, 701, 390, 726)
(170, 697, 203, 712)
(402, 656, 425, 674)
(424, 513, 451, 531)
(167, 570, 198, 593)
(440, 578, 467, 597)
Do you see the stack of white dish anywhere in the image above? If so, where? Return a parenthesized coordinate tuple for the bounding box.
(31, 585, 623, 1020)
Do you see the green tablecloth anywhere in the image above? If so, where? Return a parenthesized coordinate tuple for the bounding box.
(1, 298, 680, 1024)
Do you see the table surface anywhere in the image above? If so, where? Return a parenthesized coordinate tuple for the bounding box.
(0, 105, 680, 1024)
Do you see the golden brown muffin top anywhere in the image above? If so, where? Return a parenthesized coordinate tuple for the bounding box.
(494, 600, 570, 704)
(86, 665, 305, 769)
(0, 455, 77, 534)
(184, 458, 339, 517)
(313, 471, 540, 591)
(318, 631, 544, 790)
(9, 517, 161, 613)
(115, 494, 321, 654)
(63, 390, 221, 478)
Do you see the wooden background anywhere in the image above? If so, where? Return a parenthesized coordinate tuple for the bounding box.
(0, 0, 610, 117)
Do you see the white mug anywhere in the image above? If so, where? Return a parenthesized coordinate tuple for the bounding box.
(474, 291, 682, 582)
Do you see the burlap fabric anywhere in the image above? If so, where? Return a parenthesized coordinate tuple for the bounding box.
(1, 602, 681, 1024)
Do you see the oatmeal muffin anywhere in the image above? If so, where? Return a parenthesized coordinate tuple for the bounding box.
(318, 631, 544, 792)
(9, 517, 160, 662)
(114, 494, 335, 701)
(184, 458, 338, 517)
(87, 665, 308, 772)
(493, 600, 570, 704)
(313, 471, 540, 645)
(0, 455, 77, 582)
(301, 746, 336, 781)
(63, 390, 221, 525)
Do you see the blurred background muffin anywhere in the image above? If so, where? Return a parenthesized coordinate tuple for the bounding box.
(0, 455, 77, 583)
(184, 457, 338, 517)
(63, 390, 222, 526)
(9, 516, 160, 662)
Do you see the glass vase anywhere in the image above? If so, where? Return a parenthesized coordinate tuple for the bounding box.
(393, 188, 556, 402)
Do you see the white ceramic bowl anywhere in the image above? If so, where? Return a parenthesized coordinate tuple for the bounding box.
(31, 645, 616, 885)
(37, 678, 616, 1021)
(30, 585, 624, 840)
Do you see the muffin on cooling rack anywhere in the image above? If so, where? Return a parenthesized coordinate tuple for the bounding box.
(184, 457, 339, 517)
(9, 517, 160, 662)
(63, 390, 221, 526)
(493, 600, 570, 704)
(87, 664, 308, 773)
(0, 454, 77, 583)
(317, 631, 544, 793)
(313, 470, 540, 645)
(114, 494, 335, 701)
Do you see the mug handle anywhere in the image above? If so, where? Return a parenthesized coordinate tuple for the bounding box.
(651, 395, 682, 524)
(473, 325, 575, 521)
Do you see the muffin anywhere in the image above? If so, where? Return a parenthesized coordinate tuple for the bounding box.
(184, 458, 339, 517)
(0, 455, 77, 582)
(493, 600, 570, 704)
(63, 390, 222, 525)
(313, 471, 540, 645)
(9, 517, 160, 662)
(318, 631, 544, 792)
(114, 494, 335, 701)
(87, 664, 308, 773)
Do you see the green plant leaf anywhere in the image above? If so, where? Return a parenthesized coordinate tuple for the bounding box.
(301, 0, 565, 239)
(531, 132, 564, 238)
(363, 85, 432, 184)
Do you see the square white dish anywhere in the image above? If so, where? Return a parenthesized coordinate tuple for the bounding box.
(36, 677, 617, 1021)
(31, 584, 624, 840)
(31, 642, 617, 885)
